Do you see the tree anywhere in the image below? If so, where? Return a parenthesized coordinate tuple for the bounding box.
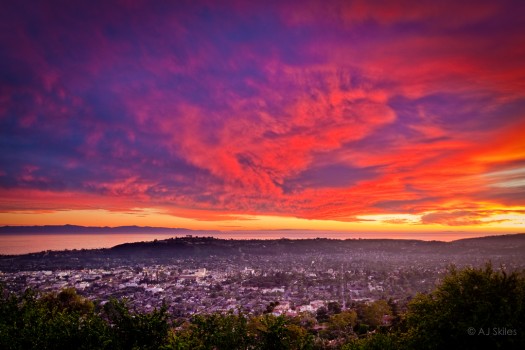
(103, 298, 170, 350)
(185, 310, 253, 350)
(316, 306, 329, 323)
(341, 332, 399, 350)
(0, 287, 113, 350)
(357, 300, 391, 329)
(265, 301, 279, 314)
(250, 314, 314, 350)
(325, 310, 358, 340)
(40, 287, 94, 314)
(403, 263, 525, 349)
(328, 301, 342, 315)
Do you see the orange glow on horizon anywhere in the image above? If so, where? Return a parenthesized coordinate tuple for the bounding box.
(1, 1, 524, 238)
(1, 208, 523, 235)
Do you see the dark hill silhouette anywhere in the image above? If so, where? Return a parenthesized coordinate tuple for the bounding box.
(107, 234, 525, 258)
(1, 232, 524, 271)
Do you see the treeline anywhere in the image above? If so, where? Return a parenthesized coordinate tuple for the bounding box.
(1, 264, 524, 349)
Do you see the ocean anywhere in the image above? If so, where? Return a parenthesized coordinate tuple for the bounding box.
(0, 231, 500, 255)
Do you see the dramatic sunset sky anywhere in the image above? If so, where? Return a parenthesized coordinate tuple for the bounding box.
(1, 0, 524, 235)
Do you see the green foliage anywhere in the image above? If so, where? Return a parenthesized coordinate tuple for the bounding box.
(166, 312, 314, 350)
(104, 298, 170, 350)
(327, 301, 342, 315)
(40, 287, 95, 314)
(357, 300, 391, 329)
(251, 314, 314, 350)
(168, 310, 252, 350)
(265, 301, 279, 314)
(403, 264, 525, 349)
(326, 310, 358, 340)
(1, 263, 523, 350)
(0, 287, 112, 350)
(0, 287, 169, 350)
(341, 332, 400, 350)
(295, 312, 317, 330)
(316, 306, 329, 323)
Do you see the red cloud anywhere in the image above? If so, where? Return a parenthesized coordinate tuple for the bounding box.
(1, 0, 524, 227)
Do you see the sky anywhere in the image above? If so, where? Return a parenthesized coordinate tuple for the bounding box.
(1, 0, 525, 235)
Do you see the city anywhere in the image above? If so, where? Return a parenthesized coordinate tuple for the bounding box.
(2, 235, 524, 322)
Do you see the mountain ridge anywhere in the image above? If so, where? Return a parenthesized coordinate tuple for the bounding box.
(0, 225, 194, 234)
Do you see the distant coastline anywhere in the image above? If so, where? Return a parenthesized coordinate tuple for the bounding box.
(0, 225, 198, 235)
(0, 224, 523, 255)
(1, 224, 521, 237)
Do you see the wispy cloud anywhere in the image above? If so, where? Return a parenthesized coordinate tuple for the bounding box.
(1, 0, 524, 228)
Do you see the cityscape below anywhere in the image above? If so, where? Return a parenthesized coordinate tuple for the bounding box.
(2, 233, 524, 317)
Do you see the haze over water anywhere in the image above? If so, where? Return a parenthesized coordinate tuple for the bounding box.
(0, 231, 510, 255)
